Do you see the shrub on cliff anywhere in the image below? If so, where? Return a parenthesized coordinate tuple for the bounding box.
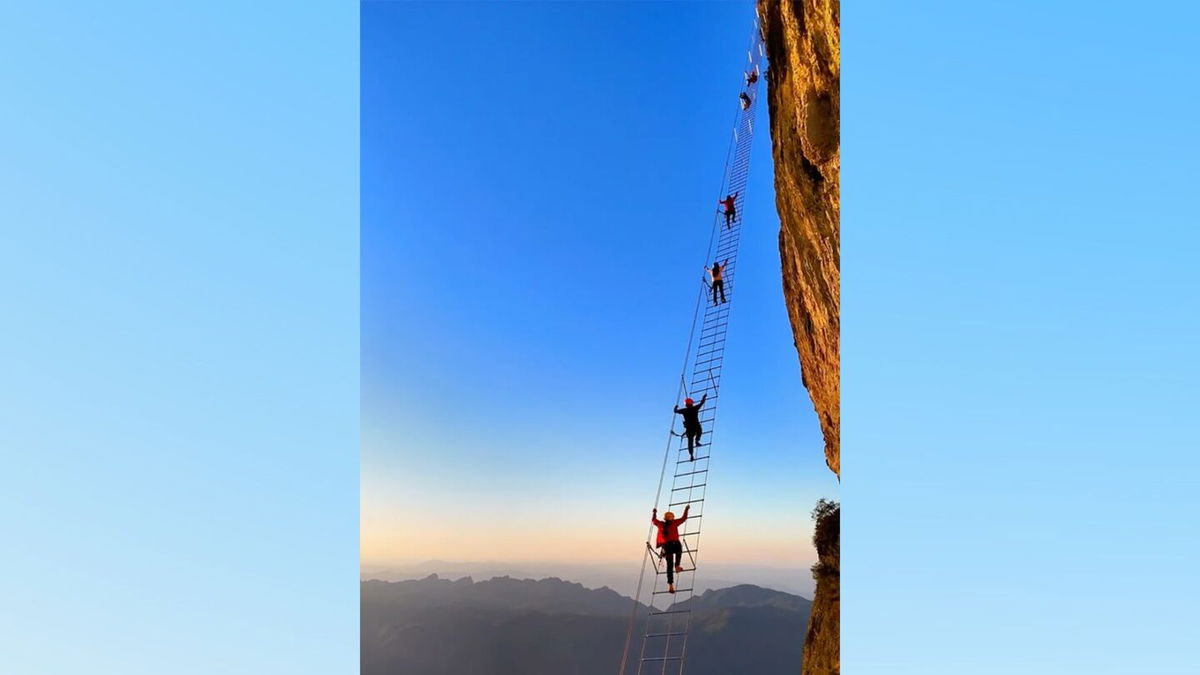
(810, 499, 840, 577)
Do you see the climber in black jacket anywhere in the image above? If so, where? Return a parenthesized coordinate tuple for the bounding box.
(674, 393, 708, 461)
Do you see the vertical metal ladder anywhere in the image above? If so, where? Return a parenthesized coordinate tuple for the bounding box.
(619, 20, 766, 675)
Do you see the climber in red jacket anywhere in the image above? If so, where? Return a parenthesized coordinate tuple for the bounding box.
(719, 193, 738, 228)
(652, 505, 690, 593)
(745, 68, 759, 86)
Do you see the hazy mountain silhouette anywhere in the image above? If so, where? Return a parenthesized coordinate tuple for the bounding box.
(362, 575, 810, 675)
(361, 560, 812, 598)
(678, 584, 811, 612)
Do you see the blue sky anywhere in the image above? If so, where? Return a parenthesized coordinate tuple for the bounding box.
(360, 0, 834, 572)
(2, 2, 358, 673)
(843, 1, 1200, 672)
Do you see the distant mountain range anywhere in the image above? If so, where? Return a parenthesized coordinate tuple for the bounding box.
(362, 559, 812, 598)
(362, 575, 810, 675)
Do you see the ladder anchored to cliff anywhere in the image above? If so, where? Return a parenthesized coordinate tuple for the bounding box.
(618, 19, 766, 675)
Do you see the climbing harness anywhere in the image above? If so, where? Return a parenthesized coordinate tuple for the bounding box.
(617, 17, 766, 675)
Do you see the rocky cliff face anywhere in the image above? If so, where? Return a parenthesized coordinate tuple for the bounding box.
(759, 0, 840, 479)
(757, 1, 840, 673)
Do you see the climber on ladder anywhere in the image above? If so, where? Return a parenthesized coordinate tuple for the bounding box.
(652, 505, 691, 594)
(707, 259, 729, 305)
(745, 68, 758, 86)
(674, 393, 707, 461)
(719, 192, 738, 228)
(739, 92, 752, 110)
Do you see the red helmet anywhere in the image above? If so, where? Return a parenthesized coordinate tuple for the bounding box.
(685, 398, 694, 406)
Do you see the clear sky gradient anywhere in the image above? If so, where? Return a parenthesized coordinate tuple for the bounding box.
(844, 1, 1200, 672)
(3, 2, 359, 672)
(361, 0, 835, 575)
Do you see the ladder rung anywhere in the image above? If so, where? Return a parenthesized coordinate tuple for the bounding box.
(675, 469, 707, 478)
(654, 567, 696, 575)
(670, 483, 706, 491)
(677, 456, 709, 464)
(641, 655, 684, 661)
(669, 498, 704, 507)
(644, 631, 689, 639)
(648, 609, 691, 616)
(653, 587, 693, 595)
